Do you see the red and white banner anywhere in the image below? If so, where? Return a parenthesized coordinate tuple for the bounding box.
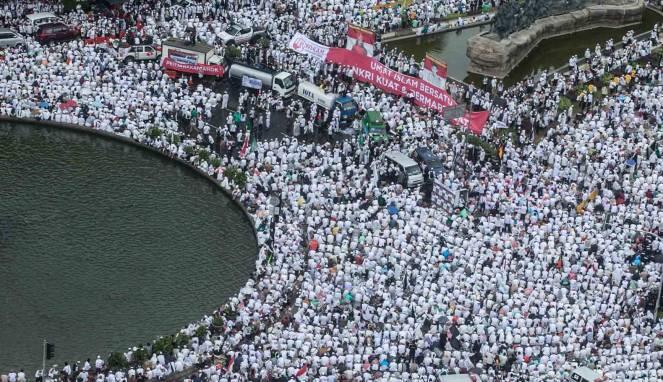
(326, 48, 489, 134)
(286, 33, 488, 134)
(288, 33, 330, 61)
(346, 24, 376, 57)
(162, 58, 224, 77)
(421, 54, 447, 88)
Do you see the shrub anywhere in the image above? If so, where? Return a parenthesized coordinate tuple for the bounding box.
(107, 352, 128, 370)
(197, 148, 210, 162)
(224, 166, 248, 188)
(210, 157, 222, 168)
(195, 325, 208, 339)
(152, 336, 174, 356)
(132, 346, 149, 365)
(147, 126, 162, 139)
(183, 145, 195, 156)
(224, 46, 241, 61)
(212, 316, 224, 327)
(173, 333, 190, 348)
(167, 133, 181, 145)
(461, 132, 497, 158)
(558, 96, 572, 111)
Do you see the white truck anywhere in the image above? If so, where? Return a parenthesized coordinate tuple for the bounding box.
(161, 38, 224, 66)
(218, 24, 267, 46)
(160, 38, 225, 77)
(228, 63, 295, 98)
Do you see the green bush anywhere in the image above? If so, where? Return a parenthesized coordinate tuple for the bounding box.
(601, 73, 614, 86)
(212, 316, 224, 327)
(558, 96, 572, 111)
(107, 352, 128, 370)
(147, 126, 162, 139)
(224, 166, 248, 188)
(461, 132, 497, 158)
(183, 145, 195, 156)
(132, 346, 149, 365)
(166, 133, 181, 145)
(210, 157, 222, 168)
(152, 336, 174, 356)
(224, 46, 241, 61)
(195, 325, 208, 339)
(173, 333, 190, 348)
(197, 148, 210, 162)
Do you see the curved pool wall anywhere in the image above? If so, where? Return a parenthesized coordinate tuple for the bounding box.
(0, 117, 258, 372)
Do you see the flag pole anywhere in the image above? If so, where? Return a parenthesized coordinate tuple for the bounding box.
(42, 339, 46, 381)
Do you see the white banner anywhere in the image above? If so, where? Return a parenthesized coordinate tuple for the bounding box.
(433, 178, 458, 213)
(288, 33, 330, 61)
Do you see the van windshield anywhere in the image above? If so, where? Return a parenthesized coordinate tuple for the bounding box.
(405, 165, 420, 175)
(341, 102, 356, 111)
(282, 75, 294, 88)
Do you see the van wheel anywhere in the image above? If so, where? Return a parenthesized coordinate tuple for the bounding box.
(124, 56, 135, 63)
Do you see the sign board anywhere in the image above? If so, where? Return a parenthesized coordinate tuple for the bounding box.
(443, 104, 466, 121)
(432, 178, 458, 213)
(241, 75, 262, 90)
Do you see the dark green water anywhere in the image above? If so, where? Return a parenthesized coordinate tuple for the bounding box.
(0, 123, 257, 372)
(387, 8, 663, 86)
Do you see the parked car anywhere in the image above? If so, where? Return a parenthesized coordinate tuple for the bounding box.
(25, 12, 63, 32)
(120, 44, 161, 62)
(36, 23, 79, 44)
(219, 24, 267, 46)
(413, 147, 444, 179)
(0, 28, 25, 48)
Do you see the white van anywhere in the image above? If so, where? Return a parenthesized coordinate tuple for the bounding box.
(567, 367, 604, 382)
(26, 12, 63, 31)
(384, 151, 424, 188)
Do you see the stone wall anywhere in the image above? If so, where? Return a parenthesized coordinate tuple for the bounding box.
(466, 0, 645, 78)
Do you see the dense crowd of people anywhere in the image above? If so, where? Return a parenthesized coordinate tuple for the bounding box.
(1, 0, 663, 381)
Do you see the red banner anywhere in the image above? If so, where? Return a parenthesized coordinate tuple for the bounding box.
(162, 58, 224, 77)
(346, 24, 376, 57)
(325, 48, 488, 134)
(423, 54, 447, 79)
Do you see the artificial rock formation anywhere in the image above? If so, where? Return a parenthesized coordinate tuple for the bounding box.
(467, 0, 645, 78)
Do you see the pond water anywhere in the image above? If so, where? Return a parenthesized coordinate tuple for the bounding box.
(386, 8, 663, 86)
(0, 122, 257, 372)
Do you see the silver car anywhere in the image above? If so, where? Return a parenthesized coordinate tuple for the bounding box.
(0, 29, 25, 48)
